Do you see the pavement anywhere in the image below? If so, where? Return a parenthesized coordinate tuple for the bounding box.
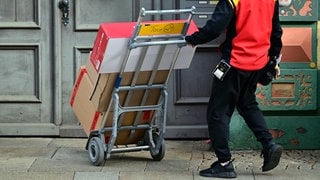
(0, 138, 319, 180)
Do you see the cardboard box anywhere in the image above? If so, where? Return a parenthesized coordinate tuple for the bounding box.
(90, 20, 198, 73)
(69, 66, 104, 136)
(70, 66, 143, 144)
(86, 57, 168, 113)
(70, 64, 166, 144)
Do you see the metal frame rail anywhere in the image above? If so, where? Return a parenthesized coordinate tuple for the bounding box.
(86, 6, 196, 166)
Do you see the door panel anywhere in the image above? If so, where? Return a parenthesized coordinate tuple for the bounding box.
(165, 0, 218, 138)
(0, 0, 58, 135)
(74, 0, 134, 30)
(0, 0, 40, 28)
(166, 46, 223, 138)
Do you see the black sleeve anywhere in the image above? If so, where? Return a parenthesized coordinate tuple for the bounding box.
(268, 0, 283, 57)
(185, 0, 234, 45)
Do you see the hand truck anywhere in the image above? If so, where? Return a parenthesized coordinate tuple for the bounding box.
(85, 6, 196, 166)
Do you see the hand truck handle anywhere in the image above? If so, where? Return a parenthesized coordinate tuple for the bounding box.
(129, 6, 196, 50)
(129, 39, 186, 49)
(139, 6, 196, 17)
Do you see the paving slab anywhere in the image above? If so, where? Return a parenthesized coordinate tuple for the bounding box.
(29, 158, 102, 172)
(29, 146, 102, 173)
(102, 156, 148, 172)
(51, 147, 89, 161)
(0, 138, 56, 161)
(0, 138, 52, 148)
(0, 157, 35, 172)
(74, 172, 119, 180)
(146, 159, 190, 172)
(119, 171, 193, 180)
(0, 172, 74, 180)
(48, 138, 87, 148)
(252, 169, 320, 180)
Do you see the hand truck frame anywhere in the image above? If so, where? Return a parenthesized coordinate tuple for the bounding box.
(85, 6, 196, 166)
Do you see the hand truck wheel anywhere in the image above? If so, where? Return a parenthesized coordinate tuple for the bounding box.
(88, 137, 105, 166)
(149, 132, 165, 161)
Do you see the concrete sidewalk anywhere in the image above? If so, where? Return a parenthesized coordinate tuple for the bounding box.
(0, 138, 319, 180)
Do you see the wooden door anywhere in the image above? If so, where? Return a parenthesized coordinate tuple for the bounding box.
(0, 0, 58, 135)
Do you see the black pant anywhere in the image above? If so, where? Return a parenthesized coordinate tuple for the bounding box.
(207, 67, 273, 163)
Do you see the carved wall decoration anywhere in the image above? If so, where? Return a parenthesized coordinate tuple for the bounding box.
(279, 0, 318, 21)
(256, 70, 316, 110)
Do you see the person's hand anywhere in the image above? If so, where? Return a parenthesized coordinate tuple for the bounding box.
(274, 55, 282, 78)
(275, 65, 280, 78)
(187, 43, 196, 48)
(185, 36, 196, 48)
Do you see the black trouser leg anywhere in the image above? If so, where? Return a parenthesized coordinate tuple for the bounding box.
(236, 71, 273, 149)
(206, 68, 238, 163)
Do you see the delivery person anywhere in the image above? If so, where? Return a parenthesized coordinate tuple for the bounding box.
(185, 0, 283, 178)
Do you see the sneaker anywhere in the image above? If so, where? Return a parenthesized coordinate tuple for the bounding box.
(261, 143, 283, 172)
(199, 161, 237, 178)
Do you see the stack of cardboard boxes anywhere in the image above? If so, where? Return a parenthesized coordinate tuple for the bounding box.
(70, 20, 198, 144)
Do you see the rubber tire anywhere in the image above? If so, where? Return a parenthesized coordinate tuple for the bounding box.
(150, 133, 165, 161)
(88, 137, 105, 166)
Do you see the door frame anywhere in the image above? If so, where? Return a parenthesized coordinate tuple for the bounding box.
(53, 0, 63, 127)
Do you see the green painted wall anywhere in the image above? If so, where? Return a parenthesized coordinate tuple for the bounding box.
(230, 114, 320, 150)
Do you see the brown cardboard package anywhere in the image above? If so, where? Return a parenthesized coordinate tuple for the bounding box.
(86, 57, 168, 112)
(69, 66, 104, 136)
(70, 66, 138, 144)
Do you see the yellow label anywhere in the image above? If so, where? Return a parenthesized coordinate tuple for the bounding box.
(138, 22, 185, 36)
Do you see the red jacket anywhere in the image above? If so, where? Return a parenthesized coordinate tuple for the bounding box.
(185, 0, 283, 71)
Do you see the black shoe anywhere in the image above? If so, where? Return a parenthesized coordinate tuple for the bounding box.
(199, 161, 237, 178)
(261, 143, 283, 172)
